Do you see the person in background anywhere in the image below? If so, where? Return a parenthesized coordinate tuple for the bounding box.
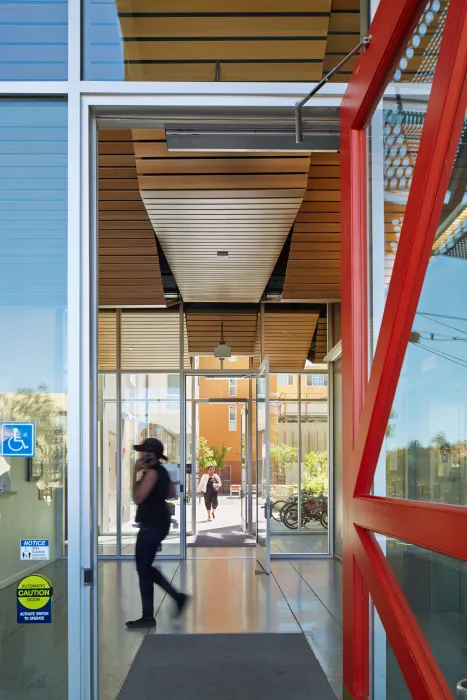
(197, 465, 222, 522)
(126, 437, 188, 629)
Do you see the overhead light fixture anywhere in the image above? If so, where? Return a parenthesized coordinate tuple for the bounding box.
(213, 322, 231, 368)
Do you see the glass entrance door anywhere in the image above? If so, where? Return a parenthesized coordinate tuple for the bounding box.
(240, 406, 247, 532)
(255, 358, 270, 574)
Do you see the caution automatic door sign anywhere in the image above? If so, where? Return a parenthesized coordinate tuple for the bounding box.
(17, 574, 53, 624)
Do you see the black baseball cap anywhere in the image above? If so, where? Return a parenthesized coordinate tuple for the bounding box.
(134, 438, 168, 460)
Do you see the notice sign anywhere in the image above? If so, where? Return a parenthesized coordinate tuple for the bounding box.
(17, 574, 53, 624)
(20, 540, 50, 561)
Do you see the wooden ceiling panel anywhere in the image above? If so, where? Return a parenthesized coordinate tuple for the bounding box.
(120, 310, 190, 370)
(282, 153, 341, 302)
(98, 311, 117, 370)
(186, 312, 258, 355)
(254, 311, 319, 370)
(98, 129, 165, 307)
(134, 130, 310, 302)
(313, 317, 328, 363)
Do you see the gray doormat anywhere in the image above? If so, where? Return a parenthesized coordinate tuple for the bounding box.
(188, 524, 255, 548)
(117, 634, 336, 699)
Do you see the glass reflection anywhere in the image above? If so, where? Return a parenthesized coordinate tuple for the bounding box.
(375, 537, 467, 696)
(377, 116, 467, 506)
(0, 0, 68, 80)
(83, 0, 359, 83)
(0, 101, 68, 697)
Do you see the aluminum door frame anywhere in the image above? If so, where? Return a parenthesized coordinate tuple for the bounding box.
(255, 357, 271, 574)
(185, 394, 250, 546)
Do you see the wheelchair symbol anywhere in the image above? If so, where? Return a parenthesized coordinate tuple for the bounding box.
(8, 428, 28, 453)
(1, 423, 35, 457)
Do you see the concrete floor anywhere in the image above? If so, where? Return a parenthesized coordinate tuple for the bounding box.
(0, 557, 343, 700)
(99, 495, 329, 556)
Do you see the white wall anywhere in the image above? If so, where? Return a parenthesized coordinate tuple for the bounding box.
(0, 456, 58, 589)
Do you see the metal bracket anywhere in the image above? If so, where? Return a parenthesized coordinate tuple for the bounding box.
(295, 35, 371, 143)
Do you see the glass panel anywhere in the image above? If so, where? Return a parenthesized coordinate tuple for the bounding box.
(376, 536, 467, 695)
(368, 1, 450, 351)
(375, 114, 467, 506)
(98, 375, 117, 555)
(372, 595, 412, 699)
(83, 1, 359, 83)
(270, 374, 329, 555)
(121, 374, 181, 556)
(0, 101, 68, 697)
(0, 0, 68, 80)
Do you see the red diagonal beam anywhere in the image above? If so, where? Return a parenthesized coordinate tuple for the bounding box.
(354, 527, 452, 699)
(341, 2, 429, 696)
(345, 0, 425, 130)
(353, 496, 467, 562)
(353, 0, 467, 497)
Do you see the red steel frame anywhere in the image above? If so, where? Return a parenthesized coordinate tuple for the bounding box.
(341, 0, 467, 697)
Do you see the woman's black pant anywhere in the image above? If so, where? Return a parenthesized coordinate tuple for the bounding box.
(135, 524, 179, 618)
(204, 490, 218, 510)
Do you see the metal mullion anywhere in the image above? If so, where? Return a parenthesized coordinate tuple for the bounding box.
(116, 309, 122, 558)
(298, 377, 302, 535)
(179, 303, 186, 558)
(88, 111, 99, 700)
(191, 398, 197, 540)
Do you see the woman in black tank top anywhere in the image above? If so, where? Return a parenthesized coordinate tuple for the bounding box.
(125, 438, 189, 630)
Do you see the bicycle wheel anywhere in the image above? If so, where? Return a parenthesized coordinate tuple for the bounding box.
(283, 506, 299, 530)
(271, 500, 287, 522)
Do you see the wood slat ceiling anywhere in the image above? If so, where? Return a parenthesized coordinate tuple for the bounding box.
(282, 153, 341, 302)
(254, 311, 319, 370)
(98, 129, 165, 307)
(98, 311, 117, 370)
(133, 129, 310, 303)
(186, 311, 258, 356)
(120, 310, 190, 370)
(313, 316, 328, 363)
(115, 0, 358, 82)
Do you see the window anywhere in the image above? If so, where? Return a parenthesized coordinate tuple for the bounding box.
(306, 374, 328, 386)
(228, 355, 238, 362)
(277, 374, 294, 386)
(229, 406, 237, 431)
(229, 379, 237, 396)
(167, 374, 180, 396)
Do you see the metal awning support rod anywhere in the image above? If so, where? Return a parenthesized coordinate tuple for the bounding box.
(295, 35, 371, 143)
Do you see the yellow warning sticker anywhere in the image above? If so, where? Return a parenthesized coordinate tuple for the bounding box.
(17, 574, 53, 623)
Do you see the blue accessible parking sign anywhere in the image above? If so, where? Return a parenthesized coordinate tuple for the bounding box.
(1, 422, 36, 458)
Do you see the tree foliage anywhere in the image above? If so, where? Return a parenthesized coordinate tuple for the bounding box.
(303, 451, 328, 496)
(0, 385, 66, 495)
(210, 443, 231, 470)
(270, 443, 297, 483)
(197, 436, 216, 470)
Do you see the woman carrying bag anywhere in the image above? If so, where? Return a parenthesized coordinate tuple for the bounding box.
(197, 466, 222, 522)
